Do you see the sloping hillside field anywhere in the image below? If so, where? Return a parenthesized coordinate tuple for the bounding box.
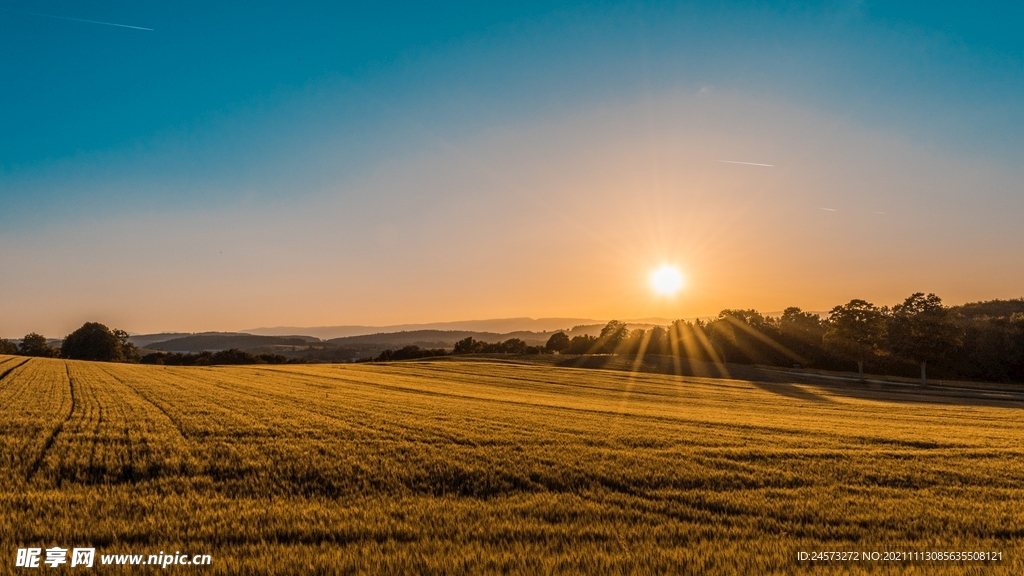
(0, 354, 1021, 574)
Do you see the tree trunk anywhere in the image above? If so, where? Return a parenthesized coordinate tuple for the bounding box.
(920, 360, 927, 386)
(857, 359, 864, 382)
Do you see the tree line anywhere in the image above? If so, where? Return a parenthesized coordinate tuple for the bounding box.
(0, 323, 140, 362)
(139, 349, 299, 366)
(532, 293, 1021, 384)
(0, 322, 300, 366)
(371, 294, 1022, 384)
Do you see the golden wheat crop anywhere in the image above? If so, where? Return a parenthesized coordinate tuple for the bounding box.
(0, 354, 1021, 574)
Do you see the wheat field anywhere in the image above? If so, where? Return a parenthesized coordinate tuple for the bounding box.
(0, 354, 1021, 574)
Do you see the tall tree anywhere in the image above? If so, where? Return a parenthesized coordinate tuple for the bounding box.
(646, 326, 668, 356)
(597, 320, 628, 354)
(708, 309, 792, 365)
(544, 332, 570, 353)
(823, 300, 886, 381)
(888, 293, 963, 385)
(566, 334, 597, 355)
(778, 307, 826, 365)
(112, 329, 141, 363)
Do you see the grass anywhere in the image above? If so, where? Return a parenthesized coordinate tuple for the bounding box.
(0, 353, 1021, 574)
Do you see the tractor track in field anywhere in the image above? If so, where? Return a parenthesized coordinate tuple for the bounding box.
(86, 401, 105, 483)
(147, 367, 404, 443)
(101, 368, 191, 441)
(25, 363, 77, 483)
(0, 358, 30, 385)
(98, 372, 136, 482)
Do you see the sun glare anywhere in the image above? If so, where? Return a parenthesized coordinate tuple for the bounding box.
(650, 265, 684, 295)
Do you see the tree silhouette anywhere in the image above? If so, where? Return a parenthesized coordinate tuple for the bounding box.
(19, 333, 56, 357)
(0, 339, 19, 355)
(61, 322, 127, 362)
(823, 300, 886, 381)
(888, 293, 963, 385)
(778, 307, 826, 365)
(544, 332, 570, 353)
(566, 334, 597, 355)
(452, 337, 479, 354)
(598, 320, 628, 353)
(113, 329, 140, 363)
(646, 326, 668, 356)
(499, 338, 528, 354)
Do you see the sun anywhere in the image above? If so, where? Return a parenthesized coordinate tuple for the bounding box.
(650, 265, 684, 295)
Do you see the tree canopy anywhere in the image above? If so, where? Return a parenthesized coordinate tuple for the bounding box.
(0, 339, 18, 355)
(888, 293, 963, 383)
(823, 300, 887, 380)
(544, 332, 570, 353)
(61, 322, 138, 362)
(19, 333, 57, 357)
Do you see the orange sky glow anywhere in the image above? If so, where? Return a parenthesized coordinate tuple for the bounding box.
(3, 92, 1021, 337)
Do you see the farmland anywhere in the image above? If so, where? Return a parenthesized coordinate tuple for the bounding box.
(0, 354, 1022, 574)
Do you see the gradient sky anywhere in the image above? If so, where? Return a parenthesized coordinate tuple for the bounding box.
(2, 1, 1023, 337)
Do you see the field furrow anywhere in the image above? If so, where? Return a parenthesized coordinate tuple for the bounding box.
(0, 359, 73, 485)
(0, 357, 1021, 574)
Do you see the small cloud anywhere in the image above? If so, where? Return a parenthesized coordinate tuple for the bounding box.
(718, 160, 774, 167)
(817, 207, 837, 212)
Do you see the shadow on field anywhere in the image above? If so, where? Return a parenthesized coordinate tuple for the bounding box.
(749, 381, 834, 403)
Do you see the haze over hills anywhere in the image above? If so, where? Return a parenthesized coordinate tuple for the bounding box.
(128, 332, 319, 349)
(142, 334, 321, 353)
(244, 317, 678, 340)
(126, 315, 783, 354)
(128, 322, 692, 360)
(328, 330, 556, 348)
(131, 329, 584, 356)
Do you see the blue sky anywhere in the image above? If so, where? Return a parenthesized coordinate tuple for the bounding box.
(2, 1, 1023, 335)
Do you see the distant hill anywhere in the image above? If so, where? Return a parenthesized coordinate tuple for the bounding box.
(244, 318, 602, 340)
(133, 321, 694, 355)
(953, 299, 1024, 319)
(145, 333, 320, 353)
(327, 330, 556, 348)
(128, 332, 195, 347)
(244, 317, 686, 340)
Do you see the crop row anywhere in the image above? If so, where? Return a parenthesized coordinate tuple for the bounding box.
(0, 355, 1021, 574)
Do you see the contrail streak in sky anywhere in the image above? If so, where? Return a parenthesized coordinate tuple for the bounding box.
(817, 207, 837, 212)
(718, 160, 775, 167)
(0, 8, 153, 31)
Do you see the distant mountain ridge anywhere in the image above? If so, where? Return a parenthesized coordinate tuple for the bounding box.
(129, 318, 709, 353)
(142, 333, 320, 353)
(327, 330, 555, 348)
(130, 323, 681, 356)
(130, 313, 848, 353)
(243, 317, 680, 340)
